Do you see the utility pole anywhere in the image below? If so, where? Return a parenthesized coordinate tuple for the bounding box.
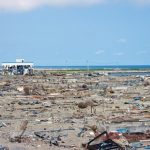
(86, 60, 89, 72)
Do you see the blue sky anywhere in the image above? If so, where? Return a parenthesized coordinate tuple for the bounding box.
(0, 0, 150, 66)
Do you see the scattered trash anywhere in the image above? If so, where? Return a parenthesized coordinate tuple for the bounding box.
(42, 102, 51, 107)
(116, 128, 129, 133)
(82, 131, 125, 150)
(0, 145, 9, 150)
(0, 122, 7, 128)
(0, 70, 150, 149)
(18, 100, 40, 105)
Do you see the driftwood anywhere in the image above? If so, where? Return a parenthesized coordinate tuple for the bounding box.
(10, 120, 28, 143)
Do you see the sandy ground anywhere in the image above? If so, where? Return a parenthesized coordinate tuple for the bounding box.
(0, 70, 150, 149)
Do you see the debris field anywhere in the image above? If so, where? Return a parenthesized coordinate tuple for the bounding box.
(0, 70, 150, 150)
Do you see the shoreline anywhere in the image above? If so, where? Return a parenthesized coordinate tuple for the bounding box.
(34, 68, 150, 74)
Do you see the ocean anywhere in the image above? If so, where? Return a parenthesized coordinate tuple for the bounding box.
(34, 65, 150, 70)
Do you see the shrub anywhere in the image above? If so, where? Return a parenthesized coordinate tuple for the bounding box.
(24, 86, 30, 95)
(144, 81, 150, 87)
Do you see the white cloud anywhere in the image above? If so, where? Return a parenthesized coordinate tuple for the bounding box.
(114, 0, 150, 5)
(0, 0, 106, 11)
(114, 52, 124, 56)
(95, 49, 104, 55)
(132, 0, 150, 5)
(117, 38, 127, 43)
(0, 0, 150, 11)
